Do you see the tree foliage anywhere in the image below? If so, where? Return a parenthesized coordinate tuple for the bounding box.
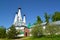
(31, 25, 43, 37)
(52, 12, 60, 21)
(31, 16, 43, 37)
(44, 13, 50, 24)
(7, 25, 17, 39)
(0, 26, 6, 38)
(36, 16, 42, 24)
(45, 25, 60, 37)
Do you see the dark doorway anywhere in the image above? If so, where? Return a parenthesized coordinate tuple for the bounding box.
(25, 32, 27, 37)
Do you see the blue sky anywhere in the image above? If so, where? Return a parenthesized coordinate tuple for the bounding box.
(0, 0, 60, 28)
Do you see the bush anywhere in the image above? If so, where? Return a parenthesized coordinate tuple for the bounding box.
(45, 25, 60, 37)
(31, 25, 43, 37)
(7, 25, 17, 39)
(0, 26, 6, 38)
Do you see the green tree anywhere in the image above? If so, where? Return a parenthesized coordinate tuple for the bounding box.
(31, 25, 43, 37)
(52, 12, 60, 21)
(45, 25, 60, 37)
(33, 16, 42, 25)
(0, 26, 6, 38)
(44, 13, 50, 24)
(37, 16, 42, 24)
(31, 16, 43, 37)
(7, 25, 17, 39)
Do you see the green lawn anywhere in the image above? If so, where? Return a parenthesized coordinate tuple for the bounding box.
(0, 36, 60, 40)
(0, 38, 13, 40)
(22, 36, 60, 40)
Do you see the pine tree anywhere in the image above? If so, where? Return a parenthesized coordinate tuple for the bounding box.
(44, 13, 50, 24)
(7, 25, 17, 39)
(36, 16, 42, 24)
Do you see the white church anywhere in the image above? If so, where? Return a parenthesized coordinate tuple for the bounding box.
(13, 8, 30, 37)
(13, 8, 26, 26)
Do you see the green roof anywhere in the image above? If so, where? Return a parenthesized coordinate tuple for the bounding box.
(27, 23, 31, 29)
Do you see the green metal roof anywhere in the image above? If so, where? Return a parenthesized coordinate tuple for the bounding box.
(27, 23, 31, 29)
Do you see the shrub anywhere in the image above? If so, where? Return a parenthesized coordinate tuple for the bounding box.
(31, 25, 43, 37)
(7, 25, 17, 39)
(45, 25, 60, 37)
(0, 26, 6, 38)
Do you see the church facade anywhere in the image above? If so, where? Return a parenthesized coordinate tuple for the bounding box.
(13, 8, 30, 37)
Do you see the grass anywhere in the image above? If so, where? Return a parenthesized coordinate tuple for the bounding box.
(0, 38, 13, 40)
(22, 36, 60, 40)
(0, 35, 60, 40)
(0, 37, 23, 40)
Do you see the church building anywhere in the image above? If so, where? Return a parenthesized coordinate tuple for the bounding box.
(13, 8, 30, 37)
